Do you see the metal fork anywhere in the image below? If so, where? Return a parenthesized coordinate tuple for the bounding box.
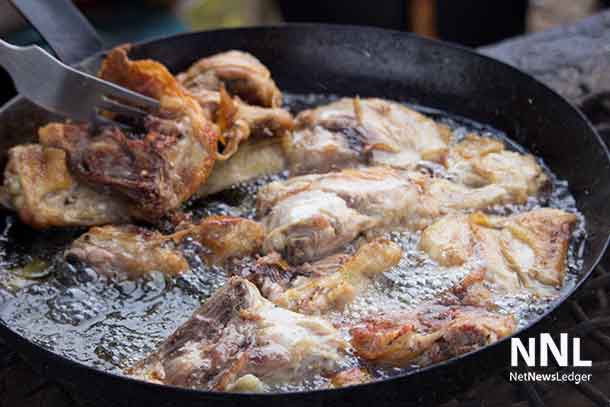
(0, 39, 159, 128)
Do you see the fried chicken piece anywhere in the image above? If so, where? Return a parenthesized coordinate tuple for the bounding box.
(350, 304, 516, 366)
(65, 216, 264, 279)
(128, 277, 348, 391)
(476, 209, 577, 288)
(273, 239, 401, 314)
(285, 98, 449, 175)
(446, 133, 504, 187)
(473, 150, 549, 202)
(2, 144, 130, 229)
(258, 166, 526, 264)
(106, 47, 291, 161)
(182, 74, 293, 161)
(240, 239, 401, 314)
(216, 91, 293, 159)
(447, 134, 549, 202)
(65, 224, 188, 279)
(40, 46, 218, 221)
(258, 167, 433, 263)
(177, 50, 282, 108)
(419, 214, 473, 267)
(188, 83, 293, 134)
(180, 216, 265, 265)
(419, 208, 577, 294)
(423, 178, 513, 212)
(262, 189, 377, 263)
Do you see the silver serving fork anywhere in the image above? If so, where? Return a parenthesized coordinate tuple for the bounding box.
(0, 39, 159, 127)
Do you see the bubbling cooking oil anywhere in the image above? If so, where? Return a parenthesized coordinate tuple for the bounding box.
(0, 93, 586, 392)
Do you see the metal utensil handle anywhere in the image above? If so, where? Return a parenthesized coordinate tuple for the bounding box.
(0, 38, 28, 77)
(8, 0, 102, 65)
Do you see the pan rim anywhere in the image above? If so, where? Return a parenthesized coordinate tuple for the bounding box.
(0, 22, 608, 399)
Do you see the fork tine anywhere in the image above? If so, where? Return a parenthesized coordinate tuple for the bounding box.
(93, 78, 160, 110)
(97, 96, 150, 119)
(92, 113, 134, 132)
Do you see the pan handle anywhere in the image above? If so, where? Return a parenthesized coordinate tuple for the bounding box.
(7, 0, 102, 65)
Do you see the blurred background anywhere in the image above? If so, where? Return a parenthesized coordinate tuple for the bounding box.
(0, 0, 608, 104)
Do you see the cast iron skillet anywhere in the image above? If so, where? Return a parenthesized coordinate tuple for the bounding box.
(0, 2, 609, 406)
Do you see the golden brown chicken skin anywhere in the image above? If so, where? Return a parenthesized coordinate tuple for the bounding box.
(40, 46, 218, 221)
(2, 144, 130, 229)
(350, 304, 516, 367)
(257, 167, 433, 264)
(212, 87, 294, 160)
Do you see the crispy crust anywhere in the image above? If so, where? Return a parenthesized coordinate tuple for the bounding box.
(39, 46, 219, 220)
(3, 144, 129, 229)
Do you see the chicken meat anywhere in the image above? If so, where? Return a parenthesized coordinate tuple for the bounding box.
(237, 238, 402, 314)
(350, 304, 516, 366)
(128, 277, 349, 391)
(177, 51, 293, 168)
(185, 87, 293, 161)
(419, 208, 577, 295)
(447, 133, 549, 202)
(1, 144, 131, 229)
(258, 166, 530, 264)
(66, 216, 264, 279)
(39, 46, 218, 221)
(284, 97, 450, 175)
(195, 135, 287, 198)
(177, 50, 282, 108)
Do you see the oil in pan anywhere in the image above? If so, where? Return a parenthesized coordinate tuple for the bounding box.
(0, 93, 587, 391)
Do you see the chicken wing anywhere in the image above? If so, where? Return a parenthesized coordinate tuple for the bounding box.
(284, 97, 449, 175)
(238, 239, 401, 314)
(350, 304, 515, 366)
(66, 216, 264, 279)
(128, 277, 348, 391)
(2, 144, 130, 229)
(419, 208, 577, 294)
(40, 46, 218, 221)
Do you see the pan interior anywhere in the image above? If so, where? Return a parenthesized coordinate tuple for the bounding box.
(0, 92, 586, 392)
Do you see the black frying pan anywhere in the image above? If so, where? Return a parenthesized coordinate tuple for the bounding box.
(0, 1, 609, 406)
